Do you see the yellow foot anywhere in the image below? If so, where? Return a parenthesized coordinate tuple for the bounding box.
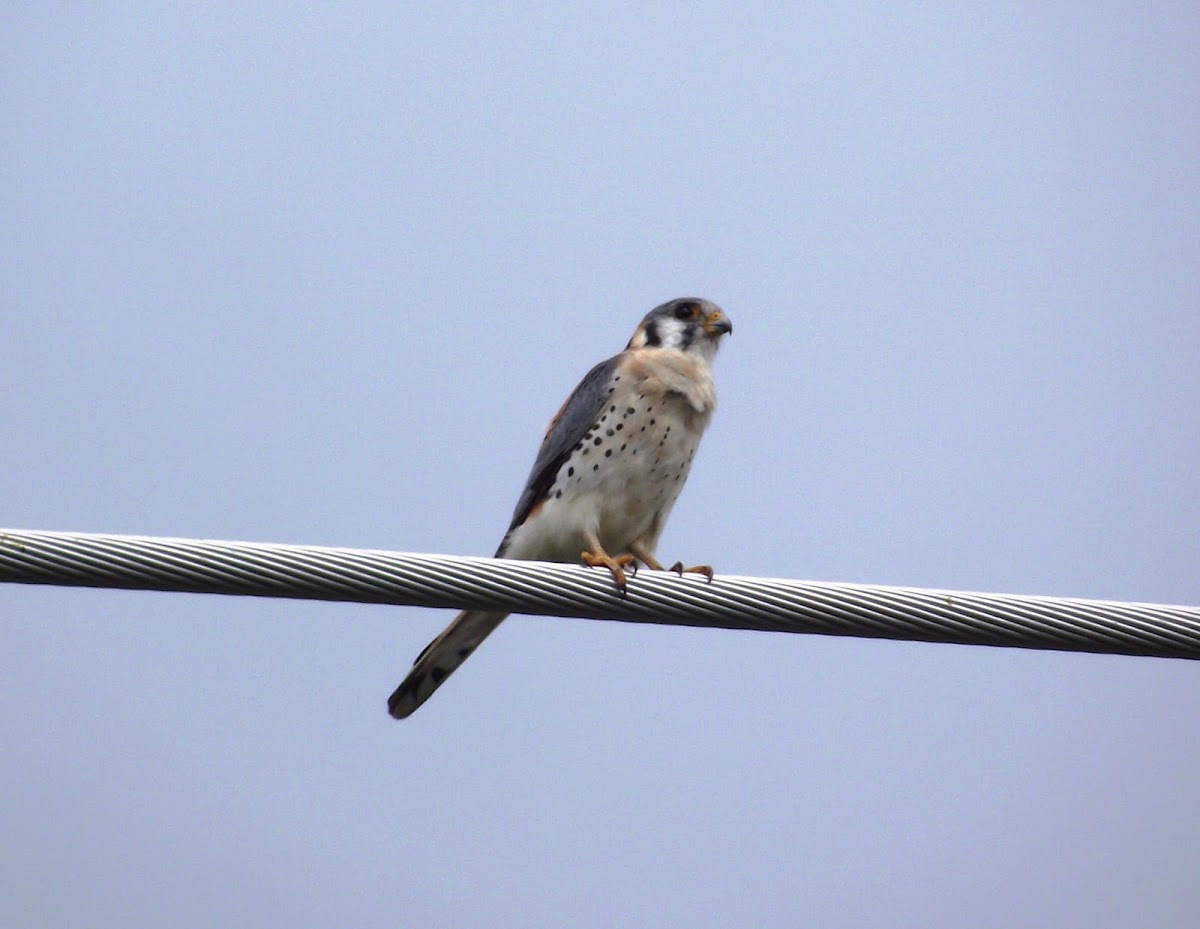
(581, 550, 638, 594)
(669, 562, 715, 583)
(627, 543, 666, 573)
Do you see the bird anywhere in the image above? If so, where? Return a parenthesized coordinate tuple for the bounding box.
(387, 297, 733, 718)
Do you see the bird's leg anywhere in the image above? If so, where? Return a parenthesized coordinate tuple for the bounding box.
(628, 541, 714, 583)
(668, 561, 715, 583)
(580, 531, 637, 594)
(627, 542, 667, 572)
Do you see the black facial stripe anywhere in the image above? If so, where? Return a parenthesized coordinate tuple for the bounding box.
(679, 325, 694, 351)
(643, 320, 661, 347)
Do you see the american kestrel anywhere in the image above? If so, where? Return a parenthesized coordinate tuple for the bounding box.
(388, 297, 733, 718)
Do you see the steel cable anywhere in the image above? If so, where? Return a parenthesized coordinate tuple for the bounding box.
(2, 528, 1198, 660)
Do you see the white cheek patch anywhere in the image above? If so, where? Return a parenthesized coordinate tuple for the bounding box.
(642, 316, 690, 350)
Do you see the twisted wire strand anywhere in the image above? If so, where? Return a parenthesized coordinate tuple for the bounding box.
(2, 528, 1198, 660)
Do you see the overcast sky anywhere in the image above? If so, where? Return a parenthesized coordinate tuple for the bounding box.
(3, 4, 1198, 927)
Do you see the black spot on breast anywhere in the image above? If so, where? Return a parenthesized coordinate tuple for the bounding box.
(605, 449, 612, 457)
(593, 437, 602, 446)
(568, 466, 574, 477)
(593, 463, 599, 471)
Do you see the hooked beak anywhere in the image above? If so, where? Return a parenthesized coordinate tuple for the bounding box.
(703, 311, 733, 337)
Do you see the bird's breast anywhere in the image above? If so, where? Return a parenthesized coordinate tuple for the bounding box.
(504, 387, 711, 561)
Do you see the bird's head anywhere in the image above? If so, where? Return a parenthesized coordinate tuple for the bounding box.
(626, 297, 733, 362)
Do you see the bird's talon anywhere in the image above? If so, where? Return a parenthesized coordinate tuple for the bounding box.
(668, 562, 714, 582)
(581, 550, 636, 594)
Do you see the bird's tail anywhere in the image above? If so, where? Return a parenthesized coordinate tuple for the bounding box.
(387, 610, 509, 719)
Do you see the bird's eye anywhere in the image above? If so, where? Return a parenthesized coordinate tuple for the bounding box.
(674, 304, 695, 320)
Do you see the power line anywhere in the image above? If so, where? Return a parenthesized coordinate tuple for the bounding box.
(2, 528, 1198, 660)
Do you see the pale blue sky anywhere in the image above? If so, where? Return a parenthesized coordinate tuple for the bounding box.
(3, 4, 1198, 927)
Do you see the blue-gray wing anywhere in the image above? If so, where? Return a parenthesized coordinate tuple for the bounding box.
(503, 352, 623, 537)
